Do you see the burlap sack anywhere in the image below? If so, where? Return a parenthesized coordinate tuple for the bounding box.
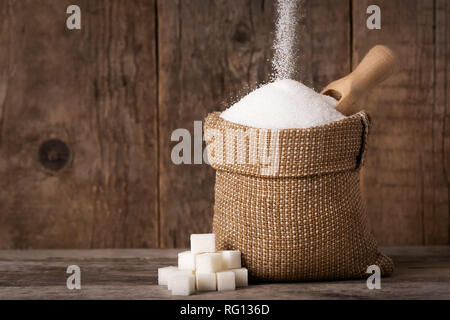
(204, 111, 393, 282)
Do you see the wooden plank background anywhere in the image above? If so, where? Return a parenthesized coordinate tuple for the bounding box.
(0, 0, 159, 248)
(0, 0, 448, 248)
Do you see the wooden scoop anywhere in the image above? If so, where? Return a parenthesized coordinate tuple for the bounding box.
(321, 45, 398, 116)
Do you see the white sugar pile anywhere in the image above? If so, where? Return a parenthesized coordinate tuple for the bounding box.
(221, 0, 344, 129)
(220, 79, 345, 129)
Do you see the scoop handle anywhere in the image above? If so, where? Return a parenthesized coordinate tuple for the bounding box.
(350, 45, 397, 97)
(322, 45, 398, 115)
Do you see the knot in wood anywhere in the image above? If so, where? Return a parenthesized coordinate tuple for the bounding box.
(38, 139, 71, 171)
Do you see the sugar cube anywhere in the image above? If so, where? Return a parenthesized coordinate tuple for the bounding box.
(220, 250, 241, 269)
(178, 251, 197, 271)
(231, 268, 248, 287)
(191, 234, 216, 254)
(196, 253, 223, 273)
(195, 272, 217, 291)
(168, 270, 194, 290)
(158, 266, 178, 286)
(216, 271, 236, 291)
(170, 274, 195, 296)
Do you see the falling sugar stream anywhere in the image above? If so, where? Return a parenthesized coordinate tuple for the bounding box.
(272, 0, 302, 81)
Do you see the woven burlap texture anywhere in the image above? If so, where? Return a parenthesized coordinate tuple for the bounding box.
(205, 111, 394, 282)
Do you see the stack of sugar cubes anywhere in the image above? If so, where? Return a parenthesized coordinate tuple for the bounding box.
(158, 234, 248, 296)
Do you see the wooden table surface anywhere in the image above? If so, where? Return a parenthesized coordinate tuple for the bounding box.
(0, 247, 449, 300)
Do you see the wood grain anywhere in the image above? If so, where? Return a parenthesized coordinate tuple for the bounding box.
(0, 0, 158, 248)
(436, 0, 450, 245)
(157, 0, 275, 248)
(0, 247, 449, 299)
(0, 1, 448, 249)
(157, 0, 350, 248)
(353, 0, 449, 245)
(303, 0, 351, 90)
